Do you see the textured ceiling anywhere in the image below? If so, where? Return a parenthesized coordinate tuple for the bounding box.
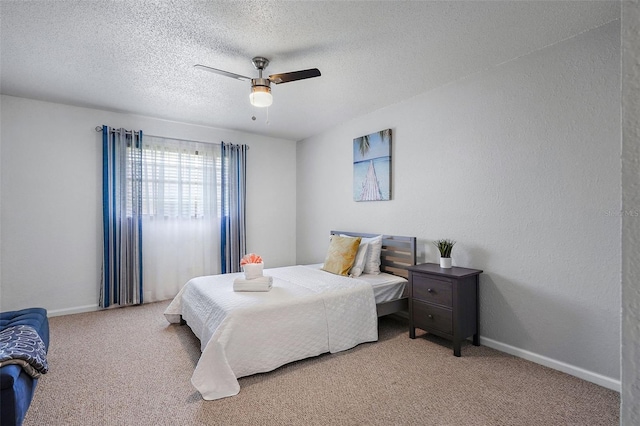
(0, 1, 619, 141)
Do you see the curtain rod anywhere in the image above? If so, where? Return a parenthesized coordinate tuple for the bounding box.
(95, 126, 142, 135)
(94, 126, 246, 148)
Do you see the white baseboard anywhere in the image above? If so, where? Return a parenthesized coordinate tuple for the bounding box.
(480, 336, 621, 392)
(47, 304, 99, 317)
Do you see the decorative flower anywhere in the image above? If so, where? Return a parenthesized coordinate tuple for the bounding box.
(240, 253, 263, 266)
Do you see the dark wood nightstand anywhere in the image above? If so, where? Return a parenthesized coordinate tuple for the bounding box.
(408, 263, 483, 356)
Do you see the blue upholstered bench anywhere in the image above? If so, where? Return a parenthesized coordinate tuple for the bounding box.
(0, 308, 49, 426)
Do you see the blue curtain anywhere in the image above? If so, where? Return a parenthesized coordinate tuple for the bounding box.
(100, 127, 143, 308)
(220, 142, 247, 273)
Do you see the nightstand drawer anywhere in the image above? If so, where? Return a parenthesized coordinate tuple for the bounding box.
(412, 275, 452, 307)
(412, 300, 452, 335)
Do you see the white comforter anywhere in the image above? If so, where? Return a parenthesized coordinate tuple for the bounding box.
(164, 265, 378, 400)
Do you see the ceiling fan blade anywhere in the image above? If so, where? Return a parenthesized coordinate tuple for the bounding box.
(269, 68, 321, 84)
(194, 64, 251, 81)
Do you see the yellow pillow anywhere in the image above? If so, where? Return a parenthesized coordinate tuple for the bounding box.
(321, 235, 362, 276)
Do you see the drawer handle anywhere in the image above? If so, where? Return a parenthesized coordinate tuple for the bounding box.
(428, 314, 434, 319)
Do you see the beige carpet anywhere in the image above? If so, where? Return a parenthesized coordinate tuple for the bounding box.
(24, 301, 619, 425)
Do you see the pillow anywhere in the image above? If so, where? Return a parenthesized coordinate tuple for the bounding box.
(349, 241, 369, 277)
(340, 234, 370, 277)
(321, 235, 362, 276)
(361, 235, 383, 274)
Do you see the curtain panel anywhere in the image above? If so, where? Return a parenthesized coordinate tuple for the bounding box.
(101, 127, 143, 308)
(220, 142, 248, 273)
(140, 136, 220, 302)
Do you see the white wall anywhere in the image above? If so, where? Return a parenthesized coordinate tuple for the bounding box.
(622, 0, 640, 422)
(297, 22, 621, 389)
(0, 96, 297, 315)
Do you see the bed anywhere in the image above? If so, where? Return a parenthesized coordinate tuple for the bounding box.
(164, 231, 416, 400)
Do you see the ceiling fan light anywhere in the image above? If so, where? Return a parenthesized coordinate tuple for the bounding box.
(250, 86, 273, 107)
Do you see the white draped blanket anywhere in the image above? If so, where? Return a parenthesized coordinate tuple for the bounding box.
(164, 265, 378, 400)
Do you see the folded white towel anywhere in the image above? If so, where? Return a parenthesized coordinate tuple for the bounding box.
(233, 275, 273, 292)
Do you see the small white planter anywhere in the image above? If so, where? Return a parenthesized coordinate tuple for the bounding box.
(243, 262, 264, 279)
(439, 257, 452, 268)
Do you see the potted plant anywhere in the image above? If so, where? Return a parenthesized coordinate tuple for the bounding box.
(433, 239, 455, 268)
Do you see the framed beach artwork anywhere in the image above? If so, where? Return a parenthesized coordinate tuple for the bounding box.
(353, 129, 391, 202)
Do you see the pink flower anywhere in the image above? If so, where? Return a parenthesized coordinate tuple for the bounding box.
(240, 253, 263, 266)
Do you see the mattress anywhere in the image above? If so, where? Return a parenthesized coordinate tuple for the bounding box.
(306, 264, 408, 304)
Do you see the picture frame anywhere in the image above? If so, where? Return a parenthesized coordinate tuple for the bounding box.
(353, 129, 392, 202)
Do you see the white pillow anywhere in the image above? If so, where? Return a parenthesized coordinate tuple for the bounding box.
(350, 242, 369, 277)
(361, 235, 383, 274)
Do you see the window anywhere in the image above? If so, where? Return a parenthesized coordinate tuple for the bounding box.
(127, 137, 220, 218)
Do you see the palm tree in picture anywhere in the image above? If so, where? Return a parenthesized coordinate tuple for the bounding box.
(356, 129, 390, 157)
(356, 134, 370, 157)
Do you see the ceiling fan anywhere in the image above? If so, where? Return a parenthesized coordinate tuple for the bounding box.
(194, 57, 321, 108)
